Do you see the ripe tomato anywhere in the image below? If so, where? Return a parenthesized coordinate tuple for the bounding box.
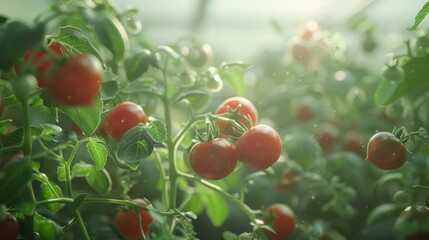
(366, 132, 408, 170)
(215, 97, 258, 137)
(263, 203, 296, 240)
(289, 39, 311, 62)
(103, 102, 147, 141)
(395, 205, 429, 240)
(314, 122, 339, 153)
(0, 212, 19, 240)
(16, 41, 63, 87)
(344, 130, 364, 155)
(115, 199, 153, 239)
(291, 96, 316, 122)
(236, 125, 281, 170)
(276, 169, 299, 191)
(190, 138, 237, 180)
(46, 54, 102, 105)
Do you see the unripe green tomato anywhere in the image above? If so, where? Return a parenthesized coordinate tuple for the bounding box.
(207, 75, 223, 92)
(13, 74, 37, 101)
(382, 65, 404, 81)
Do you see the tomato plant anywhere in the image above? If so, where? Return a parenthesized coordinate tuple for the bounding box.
(236, 125, 281, 170)
(46, 54, 102, 105)
(263, 203, 296, 240)
(189, 138, 237, 180)
(366, 131, 408, 170)
(102, 102, 147, 141)
(0, 212, 19, 240)
(115, 199, 154, 239)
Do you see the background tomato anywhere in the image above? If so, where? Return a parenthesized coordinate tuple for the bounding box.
(15, 41, 63, 87)
(190, 138, 237, 180)
(46, 54, 102, 105)
(215, 97, 258, 137)
(276, 168, 299, 191)
(0, 212, 19, 240)
(103, 102, 147, 141)
(366, 132, 408, 170)
(395, 205, 429, 240)
(236, 125, 281, 170)
(115, 199, 153, 239)
(263, 203, 296, 240)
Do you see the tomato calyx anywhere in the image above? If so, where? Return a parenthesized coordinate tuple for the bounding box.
(215, 105, 253, 138)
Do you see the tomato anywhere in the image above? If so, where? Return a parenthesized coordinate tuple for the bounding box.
(298, 20, 320, 40)
(314, 122, 339, 153)
(46, 54, 102, 105)
(0, 212, 19, 240)
(382, 65, 404, 81)
(215, 97, 258, 137)
(395, 205, 429, 240)
(289, 39, 311, 62)
(366, 132, 407, 170)
(236, 125, 281, 171)
(103, 102, 147, 141)
(276, 168, 299, 191)
(189, 138, 237, 180)
(344, 130, 364, 155)
(291, 96, 316, 122)
(16, 41, 63, 87)
(115, 199, 153, 239)
(181, 43, 213, 68)
(263, 203, 296, 240)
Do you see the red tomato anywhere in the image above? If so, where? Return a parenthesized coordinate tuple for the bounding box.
(289, 40, 311, 62)
(366, 132, 407, 170)
(103, 102, 147, 141)
(263, 203, 296, 240)
(0, 212, 19, 240)
(395, 205, 429, 240)
(344, 130, 364, 155)
(236, 125, 281, 170)
(46, 54, 102, 105)
(16, 41, 63, 87)
(115, 199, 153, 239)
(291, 96, 316, 122)
(314, 122, 339, 153)
(276, 169, 299, 191)
(215, 97, 258, 137)
(190, 138, 237, 180)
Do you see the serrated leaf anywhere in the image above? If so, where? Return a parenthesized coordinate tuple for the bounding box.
(408, 2, 429, 31)
(51, 26, 105, 67)
(116, 124, 155, 169)
(197, 183, 228, 227)
(147, 120, 167, 143)
(59, 93, 102, 136)
(86, 168, 112, 195)
(87, 138, 107, 170)
(40, 181, 63, 213)
(71, 162, 94, 177)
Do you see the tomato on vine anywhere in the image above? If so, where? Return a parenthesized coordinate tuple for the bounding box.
(236, 125, 281, 171)
(15, 41, 63, 88)
(189, 138, 237, 180)
(395, 205, 429, 240)
(276, 168, 299, 191)
(46, 54, 102, 105)
(366, 131, 408, 170)
(103, 102, 147, 141)
(0, 212, 19, 240)
(115, 199, 153, 239)
(263, 203, 296, 240)
(215, 97, 258, 137)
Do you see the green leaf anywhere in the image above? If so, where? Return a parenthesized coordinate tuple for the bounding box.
(0, 21, 45, 71)
(86, 168, 112, 195)
(87, 138, 107, 170)
(147, 120, 167, 143)
(116, 124, 155, 169)
(219, 63, 249, 96)
(34, 213, 64, 240)
(408, 2, 429, 31)
(51, 26, 105, 67)
(374, 79, 408, 105)
(94, 13, 129, 61)
(223, 231, 239, 240)
(57, 166, 66, 182)
(39, 124, 63, 141)
(125, 49, 151, 81)
(366, 203, 401, 226)
(58, 93, 103, 136)
(71, 162, 94, 177)
(0, 157, 32, 203)
(197, 183, 229, 227)
(0, 119, 12, 129)
(40, 181, 63, 213)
